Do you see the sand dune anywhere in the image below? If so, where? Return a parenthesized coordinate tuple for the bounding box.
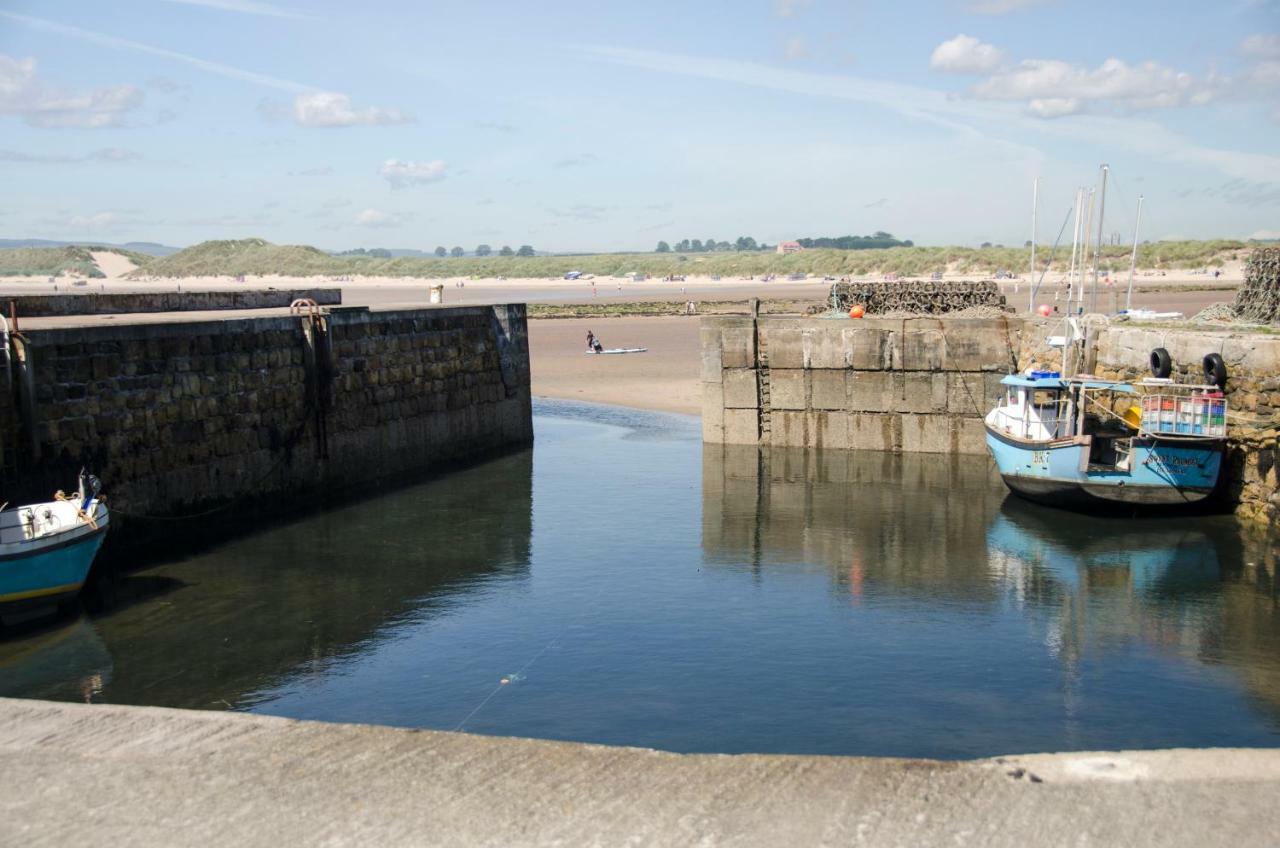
(89, 251, 138, 279)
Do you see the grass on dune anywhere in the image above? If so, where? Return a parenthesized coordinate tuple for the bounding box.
(2, 236, 1248, 281)
(0, 245, 153, 278)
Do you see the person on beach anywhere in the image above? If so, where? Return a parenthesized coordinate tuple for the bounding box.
(586, 330, 603, 353)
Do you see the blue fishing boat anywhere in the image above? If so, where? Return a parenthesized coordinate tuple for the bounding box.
(0, 472, 109, 623)
(984, 373, 1227, 509)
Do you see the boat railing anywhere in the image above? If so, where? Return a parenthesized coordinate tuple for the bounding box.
(989, 406, 1073, 440)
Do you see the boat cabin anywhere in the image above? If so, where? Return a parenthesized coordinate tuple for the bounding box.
(986, 374, 1227, 473)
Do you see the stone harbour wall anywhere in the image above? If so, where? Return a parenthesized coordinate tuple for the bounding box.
(5, 288, 341, 317)
(703, 314, 1278, 523)
(0, 304, 531, 546)
(700, 316, 1022, 453)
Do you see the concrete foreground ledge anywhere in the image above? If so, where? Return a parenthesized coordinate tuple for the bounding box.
(1, 698, 1277, 847)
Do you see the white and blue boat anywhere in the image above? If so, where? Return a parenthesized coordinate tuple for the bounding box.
(984, 373, 1227, 509)
(0, 473, 109, 623)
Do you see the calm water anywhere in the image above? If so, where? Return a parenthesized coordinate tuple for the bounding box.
(3, 400, 1279, 759)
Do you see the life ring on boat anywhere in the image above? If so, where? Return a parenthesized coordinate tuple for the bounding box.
(1203, 353, 1228, 389)
(1149, 348, 1173, 379)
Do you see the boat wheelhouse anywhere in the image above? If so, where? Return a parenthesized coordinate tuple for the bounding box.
(984, 373, 1227, 509)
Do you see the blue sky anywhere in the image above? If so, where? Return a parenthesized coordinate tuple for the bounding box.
(1, 0, 1277, 251)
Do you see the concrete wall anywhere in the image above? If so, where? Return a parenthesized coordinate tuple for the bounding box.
(0, 304, 531, 546)
(701, 316, 1022, 454)
(6, 288, 341, 317)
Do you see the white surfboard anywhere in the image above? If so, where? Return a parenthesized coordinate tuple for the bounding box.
(585, 348, 648, 355)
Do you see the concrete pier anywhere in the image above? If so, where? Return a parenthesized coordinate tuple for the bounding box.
(1, 698, 1277, 846)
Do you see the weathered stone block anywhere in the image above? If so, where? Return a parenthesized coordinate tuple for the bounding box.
(723, 408, 760, 445)
(810, 370, 848, 411)
(770, 411, 808, 447)
(848, 371, 894, 413)
(847, 328, 892, 370)
(770, 370, 807, 410)
(900, 414, 958, 454)
(899, 329, 945, 371)
(812, 411, 849, 450)
(721, 327, 756, 369)
(761, 328, 804, 369)
(722, 369, 759, 409)
(893, 373, 948, 414)
(849, 413, 897, 452)
(700, 327, 724, 383)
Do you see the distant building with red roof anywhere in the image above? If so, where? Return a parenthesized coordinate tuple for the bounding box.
(776, 240, 802, 255)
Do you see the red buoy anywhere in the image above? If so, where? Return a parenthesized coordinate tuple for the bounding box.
(849, 305, 865, 319)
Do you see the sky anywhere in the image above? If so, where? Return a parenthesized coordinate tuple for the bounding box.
(0, 0, 1278, 252)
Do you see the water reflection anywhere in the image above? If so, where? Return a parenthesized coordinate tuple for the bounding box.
(702, 444, 1008, 601)
(0, 449, 533, 711)
(702, 442, 1280, 742)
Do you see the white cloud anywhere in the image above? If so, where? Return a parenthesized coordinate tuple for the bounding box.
(930, 35, 1004, 74)
(0, 11, 310, 93)
(1241, 34, 1280, 59)
(380, 158, 447, 189)
(1, 147, 140, 163)
(774, 0, 809, 18)
(355, 208, 406, 228)
(586, 44, 1280, 185)
(965, 0, 1046, 13)
(0, 54, 143, 128)
(1026, 97, 1081, 118)
(157, 0, 311, 19)
(67, 212, 121, 228)
(293, 92, 413, 127)
(971, 57, 1217, 113)
(784, 37, 809, 62)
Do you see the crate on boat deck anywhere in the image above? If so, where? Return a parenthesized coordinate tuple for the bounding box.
(1140, 391, 1227, 437)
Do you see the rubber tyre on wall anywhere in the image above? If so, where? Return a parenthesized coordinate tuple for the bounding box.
(1203, 353, 1228, 389)
(1150, 348, 1173, 379)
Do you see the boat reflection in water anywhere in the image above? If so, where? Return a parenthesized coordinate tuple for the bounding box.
(702, 442, 1280, 753)
(0, 616, 112, 703)
(0, 448, 534, 714)
(986, 496, 1280, 718)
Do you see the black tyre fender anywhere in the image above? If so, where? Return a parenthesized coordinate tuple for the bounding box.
(1150, 347, 1173, 379)
(1203, 352, 1228, 389)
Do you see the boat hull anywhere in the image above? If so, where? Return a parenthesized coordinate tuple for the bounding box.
(985, 426, 1223, 510)
(0, 524, 108, 615)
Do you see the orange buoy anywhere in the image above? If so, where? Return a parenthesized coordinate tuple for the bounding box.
(849, 305, 865, 319)
(1038, 304, 1052, 317)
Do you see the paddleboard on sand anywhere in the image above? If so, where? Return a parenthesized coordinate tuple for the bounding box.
(585, 348, 648, 355)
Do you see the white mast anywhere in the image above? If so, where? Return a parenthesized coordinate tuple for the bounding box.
(1078, 187, 1095, 314)
(1067, 188, 1082, 307)
(1090, 164, 1109, 313)
(1125, 194, 1145, 312)
(1028, 177, 1038, 312)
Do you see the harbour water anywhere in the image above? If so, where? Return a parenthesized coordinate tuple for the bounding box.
(1, 400, 1278, 759)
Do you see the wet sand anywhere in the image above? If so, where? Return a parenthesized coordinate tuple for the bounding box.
(529, 317, 702, 415)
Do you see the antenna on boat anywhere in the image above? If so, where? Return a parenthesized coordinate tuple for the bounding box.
(1028, 176, 1038, 312)
(1124, 194, 1144, 313)
(1090, 164, 1109, 314)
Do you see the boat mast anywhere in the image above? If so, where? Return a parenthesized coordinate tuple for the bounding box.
(1078, 187, 1095, 314)
(1124, 194, 1144, 313)
(1090, 164, 1109, 313)
(1067, 188, 1083, 307)
(1028, 177, 1038, 312)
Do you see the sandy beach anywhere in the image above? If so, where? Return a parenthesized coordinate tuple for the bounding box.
(529, 317, 702, 415)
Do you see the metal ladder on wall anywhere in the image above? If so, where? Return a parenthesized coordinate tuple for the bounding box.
(747, 302, 768, 440)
